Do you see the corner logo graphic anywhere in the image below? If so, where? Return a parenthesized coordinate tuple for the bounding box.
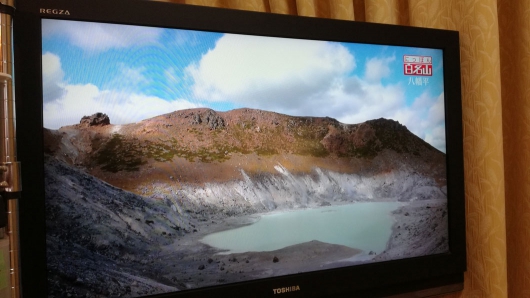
(40, 8, 71, 15)
(403, 55, 432, 76)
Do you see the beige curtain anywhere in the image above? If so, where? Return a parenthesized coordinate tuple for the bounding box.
(158, 0, 530, 296)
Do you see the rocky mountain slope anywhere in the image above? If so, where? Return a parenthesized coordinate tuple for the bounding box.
(43, 108, 448, 297)
(45, 156, 186, 297)
(43, 108, 447, 222)
(44, 108, 445, 191)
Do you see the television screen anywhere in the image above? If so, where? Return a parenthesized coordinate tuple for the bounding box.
(14, 1, 466, 297)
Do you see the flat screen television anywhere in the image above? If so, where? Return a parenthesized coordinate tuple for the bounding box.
(13, 0, 466, 297)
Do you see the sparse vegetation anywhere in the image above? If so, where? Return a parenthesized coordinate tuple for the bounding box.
(93, 133, 146, 172)
(292, 124, 330, 157)
(85, 110, 438, 174)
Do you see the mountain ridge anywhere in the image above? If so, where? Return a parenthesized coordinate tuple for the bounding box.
(44, 108, 445, 193)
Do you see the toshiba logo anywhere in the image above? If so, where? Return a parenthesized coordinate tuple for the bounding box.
(273, 285, 301, 294)
(40, 8, 71, 15)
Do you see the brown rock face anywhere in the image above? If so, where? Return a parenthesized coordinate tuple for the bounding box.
(80, 113, 110, 127)
(44, 108, 446, 190)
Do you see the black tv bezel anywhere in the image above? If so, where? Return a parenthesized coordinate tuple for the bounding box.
(13, 0, 466, 297)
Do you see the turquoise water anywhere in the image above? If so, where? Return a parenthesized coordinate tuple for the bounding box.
(201, 202, 402, 254)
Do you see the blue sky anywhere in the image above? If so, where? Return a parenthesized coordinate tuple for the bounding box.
(42, 19, 446, 152)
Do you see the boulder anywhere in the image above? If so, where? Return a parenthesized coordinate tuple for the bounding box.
(80, 112, 110, 127)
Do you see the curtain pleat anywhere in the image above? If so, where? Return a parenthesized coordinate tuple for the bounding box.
(408, 0, 445, 28)
(396, 1, 409, 26)
(269, 0, 297, 15)
(353, 0, 366, 22)
(157, 0, 529, 296)
(329, 0, 354, 21)
(221, 0, 268, 12)
(179, 0, 220, 7)
(365, 0, 400, 24)
(368, 0, 407, 26)
(409, 2, 508, 297)
(498, 0, 530, 297)
(294, 0, 317, 17)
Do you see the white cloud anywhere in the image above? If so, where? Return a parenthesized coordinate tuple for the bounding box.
(325, 77, 406, 124)
(313, 80, 446, 152)
(43, 85, 199, 129)
(42, 19, 163, 52)
(364, 56, 395, 83)
(428, 93, 445, 125)
(185, 35, 410, 125)
(42, 54, 198, 129)
(425, 125, 446, 152)
(425, 93, 446, 151)
(184, 34, 445, 151)
(121, 66, 150, 85)
(391, 92, 446, 152)
(42, 52, 66, 103)
(186, 34, 355, 112)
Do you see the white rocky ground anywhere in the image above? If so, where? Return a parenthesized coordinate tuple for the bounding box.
(146, 163, 446, 219)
